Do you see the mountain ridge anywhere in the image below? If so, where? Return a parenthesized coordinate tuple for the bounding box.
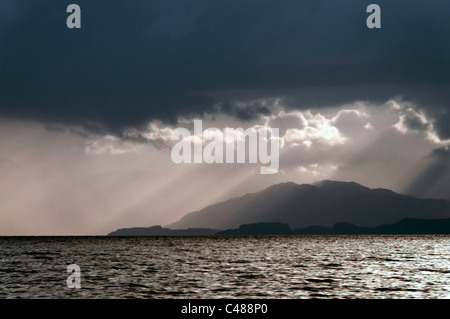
(108, 217, 450, 236)
(167, 180, 450, 230)
(108, 226, 219, 236)
(215, 218, 450, 235)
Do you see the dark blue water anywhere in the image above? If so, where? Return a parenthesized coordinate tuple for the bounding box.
(1, 236, 449, 298)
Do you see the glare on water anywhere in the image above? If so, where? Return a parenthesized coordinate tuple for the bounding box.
(0, 236, 449, 298)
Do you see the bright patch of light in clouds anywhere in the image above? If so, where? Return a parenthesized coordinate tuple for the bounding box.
(85, 135, 142, 155)
(392, 101, 450, 146)
(270, 111, 346, 148)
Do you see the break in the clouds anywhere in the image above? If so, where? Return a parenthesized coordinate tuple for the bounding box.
(392, 101, 450, 145)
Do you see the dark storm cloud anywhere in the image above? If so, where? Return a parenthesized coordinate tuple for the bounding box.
(434, 110, 450, 140)
(220, 100, 272, 121)
(0, 0, 449, 132)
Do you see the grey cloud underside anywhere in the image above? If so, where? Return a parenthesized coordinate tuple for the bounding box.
(0, 0, 449, 132)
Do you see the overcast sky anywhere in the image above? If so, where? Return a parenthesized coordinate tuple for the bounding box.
(0, 1, 449, 235)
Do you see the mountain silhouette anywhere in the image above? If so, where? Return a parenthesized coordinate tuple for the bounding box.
(167, 180, 450, 230)
(108, 226, 219, 236)
(109, 217, 450, 236)
(215, 218, 450, 235)
(216, 222, 292, 235)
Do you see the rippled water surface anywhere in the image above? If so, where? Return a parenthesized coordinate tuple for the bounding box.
(1, 236, 449, 298)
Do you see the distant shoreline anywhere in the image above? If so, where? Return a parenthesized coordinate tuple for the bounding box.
(2, 217, 450, 236)
(106, 218, 450, 236)
(2, 234, 450, 238)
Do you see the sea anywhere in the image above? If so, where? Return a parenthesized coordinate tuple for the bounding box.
(1, 235, 449, 299)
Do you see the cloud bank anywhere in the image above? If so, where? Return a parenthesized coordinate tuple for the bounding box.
(0, 0, 448, 133)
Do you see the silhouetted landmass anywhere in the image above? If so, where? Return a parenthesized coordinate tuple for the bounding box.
(216, 222, 292, 235)
(108, 226, 219, 236)
(372, 218, 450, 234)
(168, 180, 450, 230)
(109, 218, 450, 236)
(216, 218, 450, 235)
